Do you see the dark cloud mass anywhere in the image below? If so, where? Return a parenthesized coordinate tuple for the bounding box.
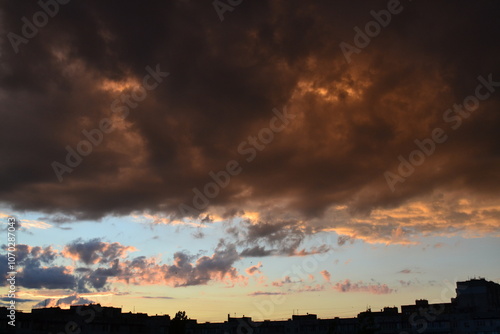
(1, 243, 75, 289)
(20, 265, 76, 289)
(1, 240, 243, 291)
(63, 238, 136, 265)
(227, 219, 331, 257)
(0, 1, 499, 238)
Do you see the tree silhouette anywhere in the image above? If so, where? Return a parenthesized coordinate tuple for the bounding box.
(170, 310, 189, 334)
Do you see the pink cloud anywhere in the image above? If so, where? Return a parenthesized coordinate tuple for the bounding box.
(333, 279, 393, 294)
(320, 270, 331, 282)
(291, 245, 330, 257)
(245, 262, 263, 276)
(248, 291, 286, 296)
(114, 243, 244, 287)
(271, 276, 294, 287)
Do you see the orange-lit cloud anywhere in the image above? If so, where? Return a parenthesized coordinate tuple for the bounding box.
(245, 262, 263, 276)
(1, 1, 498, 247)
(320, 270, 331, 282)
(111, 243, 244, 288)
(0, 214, 52, 230)
(9, 239, 244, 293)
(63, 239, 137, 265)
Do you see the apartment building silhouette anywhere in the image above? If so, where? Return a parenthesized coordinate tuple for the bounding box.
(1, 278, 499, 334)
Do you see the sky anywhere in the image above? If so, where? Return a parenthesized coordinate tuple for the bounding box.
(1, 0, 500, 323)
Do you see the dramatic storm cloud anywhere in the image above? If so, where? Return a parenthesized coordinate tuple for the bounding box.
(1, 4, 500, 319)
(2, 0, 499, 321)
(1, 1, 499, 235)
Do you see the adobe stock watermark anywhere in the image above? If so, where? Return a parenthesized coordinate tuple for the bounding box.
(178, 106, 295, 217)
(51, 64, 169, 182)
(7, 0, 71, 54)
(5, 217, 17, 328)
(384, 74, 499, 192)
(339, 0, 406, 64)
(213, 0, 243, 22)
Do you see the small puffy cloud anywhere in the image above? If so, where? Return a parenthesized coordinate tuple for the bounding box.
(299, 284, 326, 292)
(248, 291, 286, 296)
(192, 230, 205, 239)
(240, 246, 274, 257)
(271, 276, 296, 287)
(337, 235, 354, 246)
(333, 279, 393, 294)
(291, 245, 330, 257)
(399, 280, 412, 287)
(320, 270, 331, 282)
(245, 262, 263, 276)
